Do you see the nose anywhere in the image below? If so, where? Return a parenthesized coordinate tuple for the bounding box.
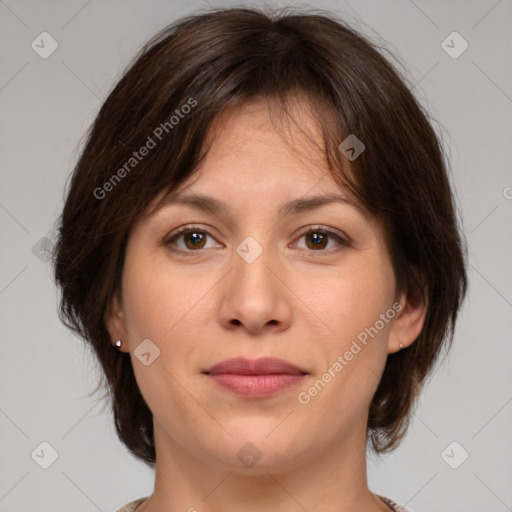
(217, 239, 293, 336)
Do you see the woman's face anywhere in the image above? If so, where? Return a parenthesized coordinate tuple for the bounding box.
(108, 99, 413, 473)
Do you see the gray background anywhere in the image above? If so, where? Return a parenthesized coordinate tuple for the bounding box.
(1, 0, 511, 511)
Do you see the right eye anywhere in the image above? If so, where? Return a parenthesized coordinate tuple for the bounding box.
(165, 226, 223, 255)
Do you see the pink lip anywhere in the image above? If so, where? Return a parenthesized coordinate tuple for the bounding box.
(203, 357, 307, 398)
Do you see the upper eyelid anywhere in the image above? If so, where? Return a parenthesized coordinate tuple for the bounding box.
(294, 224, 347, 239)
(166, 224, 346, 238)
(165, 224, 349, 247)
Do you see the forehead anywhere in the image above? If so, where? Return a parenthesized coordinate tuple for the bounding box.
(201, 98, 325, 172)
(145, 97, 376, 228)
(161, 99, 350, 202)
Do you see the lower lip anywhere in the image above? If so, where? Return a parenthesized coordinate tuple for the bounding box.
(207, 373, 305, 397)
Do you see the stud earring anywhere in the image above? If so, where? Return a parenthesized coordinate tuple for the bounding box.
(115, 339, 122, 349)
(399, 343, 403, 350)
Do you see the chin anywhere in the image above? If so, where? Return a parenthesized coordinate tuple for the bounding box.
(205, 425, 307, 474)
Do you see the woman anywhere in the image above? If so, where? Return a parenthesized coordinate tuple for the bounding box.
(53, 7, 467, 512)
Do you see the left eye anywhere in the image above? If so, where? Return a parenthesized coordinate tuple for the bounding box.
(293, 229, 348, 252)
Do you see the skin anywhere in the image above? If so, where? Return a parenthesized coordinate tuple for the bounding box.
(107, 99, 427, 512)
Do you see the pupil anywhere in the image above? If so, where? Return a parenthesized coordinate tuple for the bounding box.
(187, 232, 204, 249)
(308, 232, 327, 249)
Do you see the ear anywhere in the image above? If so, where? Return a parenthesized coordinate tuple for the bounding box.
(105, 292, 129, 353)
(388, 280, 428, 354)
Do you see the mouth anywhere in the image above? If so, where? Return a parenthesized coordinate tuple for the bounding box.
(203, 357, 308, 398)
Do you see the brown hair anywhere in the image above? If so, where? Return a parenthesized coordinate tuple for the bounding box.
(53, 6, 467, 465)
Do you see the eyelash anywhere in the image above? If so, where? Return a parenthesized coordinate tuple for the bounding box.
(164, 224, 349, 257)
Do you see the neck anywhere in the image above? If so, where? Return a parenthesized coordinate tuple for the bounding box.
(138, 419, 390, 512)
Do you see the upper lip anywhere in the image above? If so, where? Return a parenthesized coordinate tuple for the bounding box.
(204, 357, 307, 375)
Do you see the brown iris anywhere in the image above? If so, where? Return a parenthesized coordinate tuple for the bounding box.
(305, 232, 328, 250)
(184, 231, 207, 250)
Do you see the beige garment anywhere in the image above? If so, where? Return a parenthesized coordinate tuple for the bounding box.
(115, 497, 148, 512)
(115, 495, 410, 511)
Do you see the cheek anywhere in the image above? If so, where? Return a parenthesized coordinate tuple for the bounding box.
(120, 251, 215, 378)
(121, 249, 195, 341)
(303, 257, 396, 408)
(338, 264, 396, 365)
(308, 261, 396, 345)
(298, 280, 395, 427)
(119, 256, 209, 430)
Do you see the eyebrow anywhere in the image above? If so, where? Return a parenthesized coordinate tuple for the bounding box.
(157, 192, 362, 217)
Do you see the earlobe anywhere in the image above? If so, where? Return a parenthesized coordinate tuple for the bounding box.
(105, 293, 128, 352)
(388, 284, 428, 354)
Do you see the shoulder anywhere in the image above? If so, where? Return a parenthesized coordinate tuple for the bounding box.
(114, 497, 148, 512)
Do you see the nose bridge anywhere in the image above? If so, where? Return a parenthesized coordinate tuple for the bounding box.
(217, 230, 291, 333)
(232, 233, 276, 294)
(235, 233, 267, 266)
